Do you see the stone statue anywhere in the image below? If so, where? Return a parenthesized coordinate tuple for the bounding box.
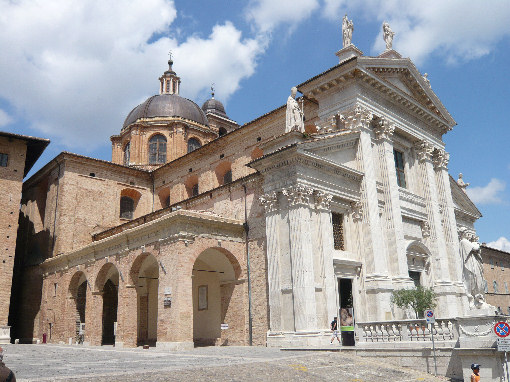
(423, 73, 431, 87)
(459, 229, 489, 309)
(286, 87, 304, 133)
(342, 14, 354, 48)
(457, 173, 470, 193)
(382, 22, 395, 50)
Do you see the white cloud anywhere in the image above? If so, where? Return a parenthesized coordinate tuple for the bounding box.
(0, 0, 263, 150)
(0, 109, 13, 127)
(245, 0, 319, 34)
(321, 0, 510, 65)
(487, 237, 510, 252)
(466, 178, 506, 205)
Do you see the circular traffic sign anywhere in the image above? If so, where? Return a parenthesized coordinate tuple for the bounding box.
(426, 311, 434, 318)
(494, 322, 510, 338)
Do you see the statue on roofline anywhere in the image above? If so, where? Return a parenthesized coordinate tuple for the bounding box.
(382, 21, 395, 50)
(286, 87, 304, 133)
(342, 14, 354, 48)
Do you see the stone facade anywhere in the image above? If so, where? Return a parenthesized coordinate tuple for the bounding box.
(10, 37, 487, 356)
(0, 132, 48, 343)
(481, 245, 510, 313)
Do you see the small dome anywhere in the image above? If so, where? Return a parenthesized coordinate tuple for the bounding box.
(202, 98, 228, 119)
(123, 94, 209, 129)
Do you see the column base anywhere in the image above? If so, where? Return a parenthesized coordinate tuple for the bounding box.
(0, 326, 10, 344)
(267, 330, 333, 347)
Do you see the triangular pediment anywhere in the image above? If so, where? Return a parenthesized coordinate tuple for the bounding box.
(357, 57, 456, 128)
(450, 175, 482, 219)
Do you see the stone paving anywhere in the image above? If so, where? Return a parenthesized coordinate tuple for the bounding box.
(1, 344, 449, 381)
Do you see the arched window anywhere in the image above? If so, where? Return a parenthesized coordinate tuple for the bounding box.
(120, 196, 134, 219)
(219, 127, 227, 137)
(192, 183, 199, 197)
(123, 142, 130, 165)
(223, 170, 232, 184)
(149, 135, 167, 164)
(187, 138, 201, 153)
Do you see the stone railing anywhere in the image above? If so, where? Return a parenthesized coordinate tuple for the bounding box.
(356, 319, 458, 343)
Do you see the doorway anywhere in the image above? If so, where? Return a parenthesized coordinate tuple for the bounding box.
(102, 279, 118, 345)
(338, 278, 355, 346)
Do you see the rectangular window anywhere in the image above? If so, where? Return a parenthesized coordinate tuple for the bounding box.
(198, 285, 208, 311)
(505, 282, 509, 294)
(0, 153, 8, 167)
(409, 271, 421, 287)
(491, 258, 494, 269)
(393, 149, 406, 188)
(332, 212, 345, 250)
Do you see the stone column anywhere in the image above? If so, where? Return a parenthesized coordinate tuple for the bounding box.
(314, 191, 337, 328)
(282, 185, 317, 331)
(373, 118, 410, 283)
(414, 141, 457, 317)
(259, 191, 282, 332)
(86, 290, 103, 346)
(346, 105, 392, 321)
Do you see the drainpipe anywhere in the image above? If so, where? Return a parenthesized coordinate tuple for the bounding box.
(243, 184, 253, 346)
(151, 172, 155, 212)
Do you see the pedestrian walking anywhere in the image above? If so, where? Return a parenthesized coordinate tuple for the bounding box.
(330, 317, 340, 344)
(0, 347, 16, 382)
(470, 363, 480, 382)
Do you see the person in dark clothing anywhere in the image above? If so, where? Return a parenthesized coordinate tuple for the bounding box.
(330, 317, 340, 344)
(0, 347, 16, 382)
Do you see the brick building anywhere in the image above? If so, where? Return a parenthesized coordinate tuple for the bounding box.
(10, 35, 486, 349)
(0, 131, 48, 343)
(481, 245, 510, 314)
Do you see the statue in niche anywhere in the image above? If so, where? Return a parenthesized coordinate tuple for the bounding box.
(459, 228, 491, 310)
(342, 14, 354, 48)
(457, 173, 470, 193)
(382, 22, 395, 50)
(286, 87, 304, 133)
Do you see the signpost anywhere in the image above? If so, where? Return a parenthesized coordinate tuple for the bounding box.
(495, 322, 510, 382)
(424, 310, 437, 376)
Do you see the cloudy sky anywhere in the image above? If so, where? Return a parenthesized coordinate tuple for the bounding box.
(1, 0, 509, 250)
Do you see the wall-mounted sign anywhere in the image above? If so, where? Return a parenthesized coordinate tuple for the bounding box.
(221, 323, 229, 330)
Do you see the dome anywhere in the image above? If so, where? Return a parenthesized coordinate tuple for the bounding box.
(123, 94, 209, 129)
(202, 98, 229, 119)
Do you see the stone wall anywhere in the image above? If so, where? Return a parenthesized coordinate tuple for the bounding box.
(0, 136, 26, 334)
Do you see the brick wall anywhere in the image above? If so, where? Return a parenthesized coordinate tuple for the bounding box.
(482, 245, 510, 313)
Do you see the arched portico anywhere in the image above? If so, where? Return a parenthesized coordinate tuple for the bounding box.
(191, 247, 242, 346)
(68, 271, 88, 342)
(130, 253, 159, 346)
(95, 263, 119, 345)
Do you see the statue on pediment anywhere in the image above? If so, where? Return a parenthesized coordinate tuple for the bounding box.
(459, 228, 490, 310)
(382, 22, 395, 50)
(457, 173, 470, 193)
(342, 14, 354, 48)
(286, 87, 304, 133)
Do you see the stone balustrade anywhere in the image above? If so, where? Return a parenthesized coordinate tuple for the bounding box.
(356, 318, 458, 343)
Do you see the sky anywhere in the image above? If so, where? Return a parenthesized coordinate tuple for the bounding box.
(0, 0, 509, 250)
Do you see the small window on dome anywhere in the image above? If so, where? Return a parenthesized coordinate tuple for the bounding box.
(149, 135, 167, 164)
(187, 138, 201, 153)
(123, 142, 130, 165)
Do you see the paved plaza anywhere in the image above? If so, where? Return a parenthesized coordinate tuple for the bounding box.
(0, 344, 448, 381)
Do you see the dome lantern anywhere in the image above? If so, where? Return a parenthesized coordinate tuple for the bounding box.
(159, 52, 181, 95)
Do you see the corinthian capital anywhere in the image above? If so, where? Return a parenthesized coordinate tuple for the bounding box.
(259, 191, 278, 213)
(282, 185, 313, 207)
(373, 118, 395, 141)
(314, 190, 333, 210)
(414, 140, 433, 162)
(433, 149, 449, 170)
(344, 104, 373, 131)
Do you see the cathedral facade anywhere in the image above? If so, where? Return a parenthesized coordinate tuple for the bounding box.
(10, 36, 482, 350)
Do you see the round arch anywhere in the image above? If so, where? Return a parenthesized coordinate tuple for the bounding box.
(406, 240, 432, 287)
(130, 253, 159, 346)
(191, 247, 243, 346)
(68, 271, 88, 342)
(95, 263, 119, 345)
